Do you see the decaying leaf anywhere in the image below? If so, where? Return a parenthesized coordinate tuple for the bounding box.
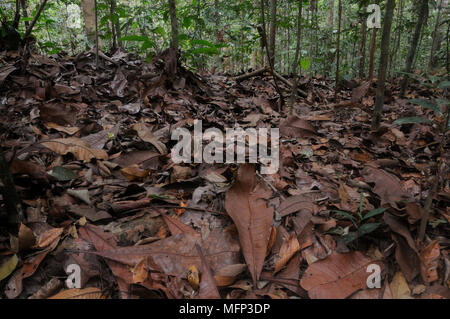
(48, 287, 106, 299)
(300, 251, 382, 299)
(225, 164, 273, 284)
(42, 137, 108, 161)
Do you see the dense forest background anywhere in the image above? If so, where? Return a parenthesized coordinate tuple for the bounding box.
(1, 0, 449, 79)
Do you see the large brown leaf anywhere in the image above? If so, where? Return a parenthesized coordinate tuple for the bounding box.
(361, 166, 409, 208)
(90, 229, 240, 278)
(279, 115, 317, 138)
(300, 251, 382, 299)
(42, 137, 108, 161)
(224, 164, 273, 284)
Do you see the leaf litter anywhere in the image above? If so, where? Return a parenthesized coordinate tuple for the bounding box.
(0, 48, 448, 299)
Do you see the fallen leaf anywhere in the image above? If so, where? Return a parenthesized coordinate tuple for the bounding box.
(274, 233, 300, 273)
(225, 164, 273, 284)
(390, 272, 412, 299)
(42, 137, 108, 161)
(280, 115, 317, 138)
(133, 122, 167, 154)
(420, 241, 440, 283)
(300, 251, 382, 299)
(362, 166, 409, 208)
(48, 287, 106, 299)
(0, 254, 18, 282)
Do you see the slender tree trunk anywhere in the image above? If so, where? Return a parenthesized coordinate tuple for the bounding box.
(110, 0, 121, 49)
(400, 0, 429, 96)
(371, 0, 396, 131)
(334, 0, 342, 98)
(325, 0, 334, 77)
(429, 0, 443, 69)
(20, 0, 29, 29)
(368, 28, 377, 79)
(269, 0, 277, 67)
(168, 0, 179, 51)
(389, 0, 403, 79)
(289, 0, 303, 112)
(358, 18, 367, 79)
(447, 22, 450, 74)
(368, 0, 379, 80)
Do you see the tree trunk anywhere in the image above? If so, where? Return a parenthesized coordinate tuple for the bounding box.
(20, 0, 29, 29)
(429, 0, 443, 69)
(168, 0, 179, 51)
(358, 17, 367, 79)
(368, 0, 379, 80)
(388, 0, 404, 79)
(110, 0, 121, 49)
(289, 0, 303, 111)
(400, 0, 429, 96)
(368, 28, 377, 80)
(269, 0, 277, 67)
(371, 0, 396, 131)
(334, 0, 342, 97)
(81, 0, 96, 45)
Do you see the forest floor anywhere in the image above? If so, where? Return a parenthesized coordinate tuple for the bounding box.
(0, 48, 448, 299)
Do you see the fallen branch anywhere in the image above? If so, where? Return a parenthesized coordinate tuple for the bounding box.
(272, 71, 307, 98)
(233, 67, 268, 82)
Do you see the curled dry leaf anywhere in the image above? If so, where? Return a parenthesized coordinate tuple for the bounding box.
(224, 164, 273, 284)
(48, 287, 106, 299)
(277, 194, 318, 217)
(420, 240, 440, 284)
(34, 227, 64, 248)
(196, 244, 221, 299)
(361, 166, 408, 208)
(390, 271, 412, 299)
(18, 223, 36, 252)
(300, 251, 382, 299)
(214, 264, 247, 287)
(279, 115, 317, 138)
(42, 137, 108, 161)
(274, 233, 300, 273)
(133, 122, 168, 155)
(120, 164, 150, 182)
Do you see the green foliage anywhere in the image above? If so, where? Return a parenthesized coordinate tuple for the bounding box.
(331, 196, 388, 244)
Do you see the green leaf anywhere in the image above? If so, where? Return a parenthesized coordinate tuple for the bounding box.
(357, 223, 381, 237)
(50, 166, 77, 181)
(362, 207, 387, 221)
(438, 80, 450, 89)
(392, 117, 431, 125)
(342, 232, 358, 244)
(409, 99, 442, 114)
(0, 254, 18, 282)
(332, 210, 358, 227)
(300, 58, 310, 71)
